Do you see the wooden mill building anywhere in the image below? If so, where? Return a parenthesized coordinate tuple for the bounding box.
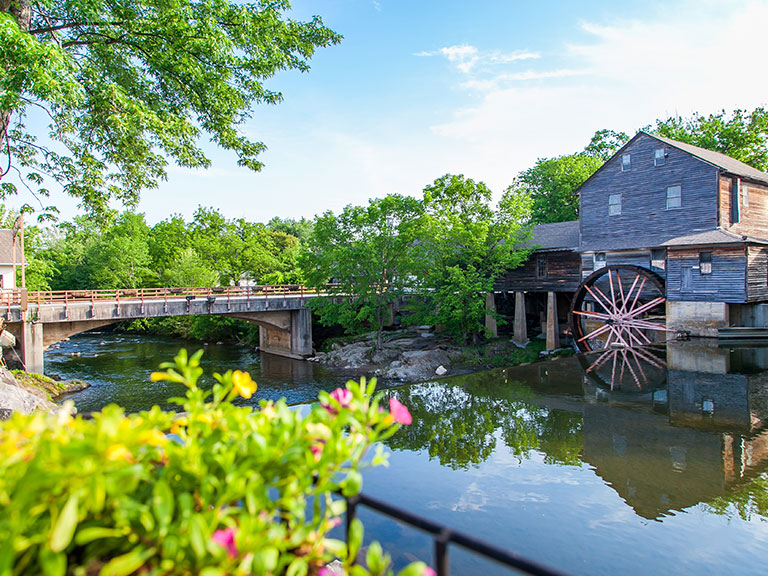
(495, 131, 768, 349)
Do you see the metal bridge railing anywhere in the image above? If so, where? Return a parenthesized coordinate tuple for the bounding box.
(0, 285, 327, 308)
(345, 492, 569, 576)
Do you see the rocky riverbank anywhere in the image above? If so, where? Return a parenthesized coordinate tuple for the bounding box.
(0, 369, 90, 418)
(310, 329, 570, 382)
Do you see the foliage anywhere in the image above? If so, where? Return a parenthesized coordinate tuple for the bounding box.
(0, 350, 428, 576)
(413, 174, 532, 344)
(123, 316, 262, 347)
(650, 108, 768, 171)
(385, 373, 583, 470)
(0, 0, 340, 217)
(301, 195, 423, 351)
(161, 248, 219, 288)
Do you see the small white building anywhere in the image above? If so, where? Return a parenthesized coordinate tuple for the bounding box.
(0, 229, 25, 289)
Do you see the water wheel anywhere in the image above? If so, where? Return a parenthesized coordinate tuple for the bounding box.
(570, 265, 669, 353)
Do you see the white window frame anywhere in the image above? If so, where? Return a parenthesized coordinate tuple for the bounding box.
(700, 252, 712, 275)
(666, 185, 682, 209)
(594, 252, 606, 270)
(621, 154, 631, 172)
(654, 148, 666, 166)
(609, 193, 622, 215)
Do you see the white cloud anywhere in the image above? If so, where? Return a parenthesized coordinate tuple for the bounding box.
(427, 0, 768, 202)
(417, 44, 539, 76)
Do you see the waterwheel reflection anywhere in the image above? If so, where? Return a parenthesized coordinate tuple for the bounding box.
(581, 344, 667, 391)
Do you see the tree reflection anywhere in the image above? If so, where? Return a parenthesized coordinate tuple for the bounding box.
(385, 372, 583, 470)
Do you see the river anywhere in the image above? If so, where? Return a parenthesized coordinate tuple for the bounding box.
(47, 333, 768, 575)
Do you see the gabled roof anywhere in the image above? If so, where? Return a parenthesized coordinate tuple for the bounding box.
(0, 230, 24, 266)
(528, 220, 579, 252)
(650, 133, 768, 185)
(660, 229, 768, 247)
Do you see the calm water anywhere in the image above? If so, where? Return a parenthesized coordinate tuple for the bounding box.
(48, 334, 768, 575)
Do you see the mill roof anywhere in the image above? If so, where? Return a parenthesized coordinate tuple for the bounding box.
(528, 220, 580, 252)
(649, 133, 768, 185)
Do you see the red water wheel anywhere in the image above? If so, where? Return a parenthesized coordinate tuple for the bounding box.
(570, 265, 669, 353)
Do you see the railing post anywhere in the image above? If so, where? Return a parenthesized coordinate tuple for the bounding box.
(163, 290, 168, 314)
(116, 290, 121, 316)
(346, 495, 360, 566)
(90, 290, 96, 317)
(435, 528, 450, 576)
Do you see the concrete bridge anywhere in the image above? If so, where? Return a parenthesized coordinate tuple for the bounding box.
(0, 285, 321, 373)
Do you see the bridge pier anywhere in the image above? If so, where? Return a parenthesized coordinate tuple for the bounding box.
(257, 308, 313, 359)
(21, 321, 44, 374)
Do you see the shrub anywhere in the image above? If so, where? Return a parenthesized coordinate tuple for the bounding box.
(0, 350, 430, 576)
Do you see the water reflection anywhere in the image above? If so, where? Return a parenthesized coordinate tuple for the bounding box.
(383, 341, 768, 523)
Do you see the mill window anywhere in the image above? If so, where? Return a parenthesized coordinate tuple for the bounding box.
(666, 185, 681, 209)
(621, 154, 631, 171)
(699, 252, 712, 275)
(651, 248, 666, 271)
(609, 193, 622, 215)
(654, 148, 666, 166)
(594, 252, 606, 270)
(536, 255, 547, 278)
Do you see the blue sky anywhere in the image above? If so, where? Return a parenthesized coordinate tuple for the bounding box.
(21, 0, 768, 223)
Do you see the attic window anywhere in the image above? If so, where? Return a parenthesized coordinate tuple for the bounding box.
(699, 252, 712, 275)
(666, 185, 681, 209)
(609, 193, 622, 215)
(654, 148, 666, 166)
(621, 154, 631, 171)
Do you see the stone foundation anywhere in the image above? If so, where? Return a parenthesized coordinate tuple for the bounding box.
(666, 301, 729, 337)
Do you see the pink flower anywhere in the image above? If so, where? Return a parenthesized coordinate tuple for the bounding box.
(318, 568, 344, 576)
(212, 527, 238, 558)
(389, 398, 412, 425)
(330, 388, 353, 408)
(422, 567, 437, 576)
(311, 442, 324, 461)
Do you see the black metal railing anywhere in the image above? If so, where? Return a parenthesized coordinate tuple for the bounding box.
(346, 493, 570, 576)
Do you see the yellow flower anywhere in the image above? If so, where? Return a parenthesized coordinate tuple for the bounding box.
(232, 370, 257, 399)
(170, 417, 188, 435)
(195, 413, 214, 425)
(106, 444, 133, 462)
(151, 371, 168, 382)
(139, 429, 168, 447)
(306, 423, 331, 441)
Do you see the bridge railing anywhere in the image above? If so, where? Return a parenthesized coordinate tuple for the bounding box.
(0, 285, 326, 308)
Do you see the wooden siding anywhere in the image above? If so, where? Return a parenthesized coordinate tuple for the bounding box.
(579, 250, 666, 280)
(747, 245, 768, 302)
(721, 176, 768, 240)
(496, 250, 581, 293)
(580, 133, 719, 250)
(667, 246, 746, 303)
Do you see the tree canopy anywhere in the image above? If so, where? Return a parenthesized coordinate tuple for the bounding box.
(0, 0, 340, 216)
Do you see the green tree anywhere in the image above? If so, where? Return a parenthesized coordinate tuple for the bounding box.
(267, 216, 314, 243)
(0, 0, 340, 216)
(650, 108, 768, 171)
(84, 212, 154, 288)
(301, 194, 423, 351)
(149, 215, 191, 273)
(161, 247, 218, 288)
(414, 174, 531, 344)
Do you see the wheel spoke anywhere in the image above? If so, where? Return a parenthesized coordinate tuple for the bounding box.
(578, 322, 613, 343)
(572, 309, 613, 320)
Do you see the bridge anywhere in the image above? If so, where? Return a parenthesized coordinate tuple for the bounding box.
(0, 285, 322, 373)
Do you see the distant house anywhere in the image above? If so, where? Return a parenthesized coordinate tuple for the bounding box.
(496, 131, 768, 344)
(0, 229, 24, 289)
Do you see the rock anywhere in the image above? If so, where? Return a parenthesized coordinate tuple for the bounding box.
(435, 365, 448, 376)
(0, 368, 56, 415)
(420, 332, 435, 338)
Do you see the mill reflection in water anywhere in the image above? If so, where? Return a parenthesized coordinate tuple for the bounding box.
(365, 341, 768, 575)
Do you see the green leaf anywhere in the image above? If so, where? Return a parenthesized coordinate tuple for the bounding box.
(152, 480, 175, 535)
(286, 557, 308, 576)
(39, 548, 66, 576)
(74, 527, 124, 545)
(50, 493, 79, 552)
(366, 541, 389, 575)
(396, 562, 431, 576)
(187, 514, 208, 560)
(99, 547, 156, 576)
(342, 470, 363, 497)
(347, 518, 364, 564)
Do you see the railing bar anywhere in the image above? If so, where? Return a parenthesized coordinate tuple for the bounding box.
(354, 493, 569, 576)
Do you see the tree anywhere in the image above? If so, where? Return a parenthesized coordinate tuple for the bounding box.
(413, 174, 532, 344)
(0, 0, 340, 216)
(301, 194, 423, 351)
(161, 247, 218, 288)
(84, 212, 154, 288)
(650, 108, 768, 171)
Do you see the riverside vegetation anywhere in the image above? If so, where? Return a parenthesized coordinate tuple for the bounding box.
(0, 350, 432, 576)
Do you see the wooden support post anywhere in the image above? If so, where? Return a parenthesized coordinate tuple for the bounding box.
(546, 291, 560, 351)
(485, 292, 497, 338)
(513, 292, 527, 346)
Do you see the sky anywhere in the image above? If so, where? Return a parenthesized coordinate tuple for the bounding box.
(15, 0, 768, 224)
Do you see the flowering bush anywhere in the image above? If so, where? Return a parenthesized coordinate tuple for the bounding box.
(0, 349, 430, 576)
